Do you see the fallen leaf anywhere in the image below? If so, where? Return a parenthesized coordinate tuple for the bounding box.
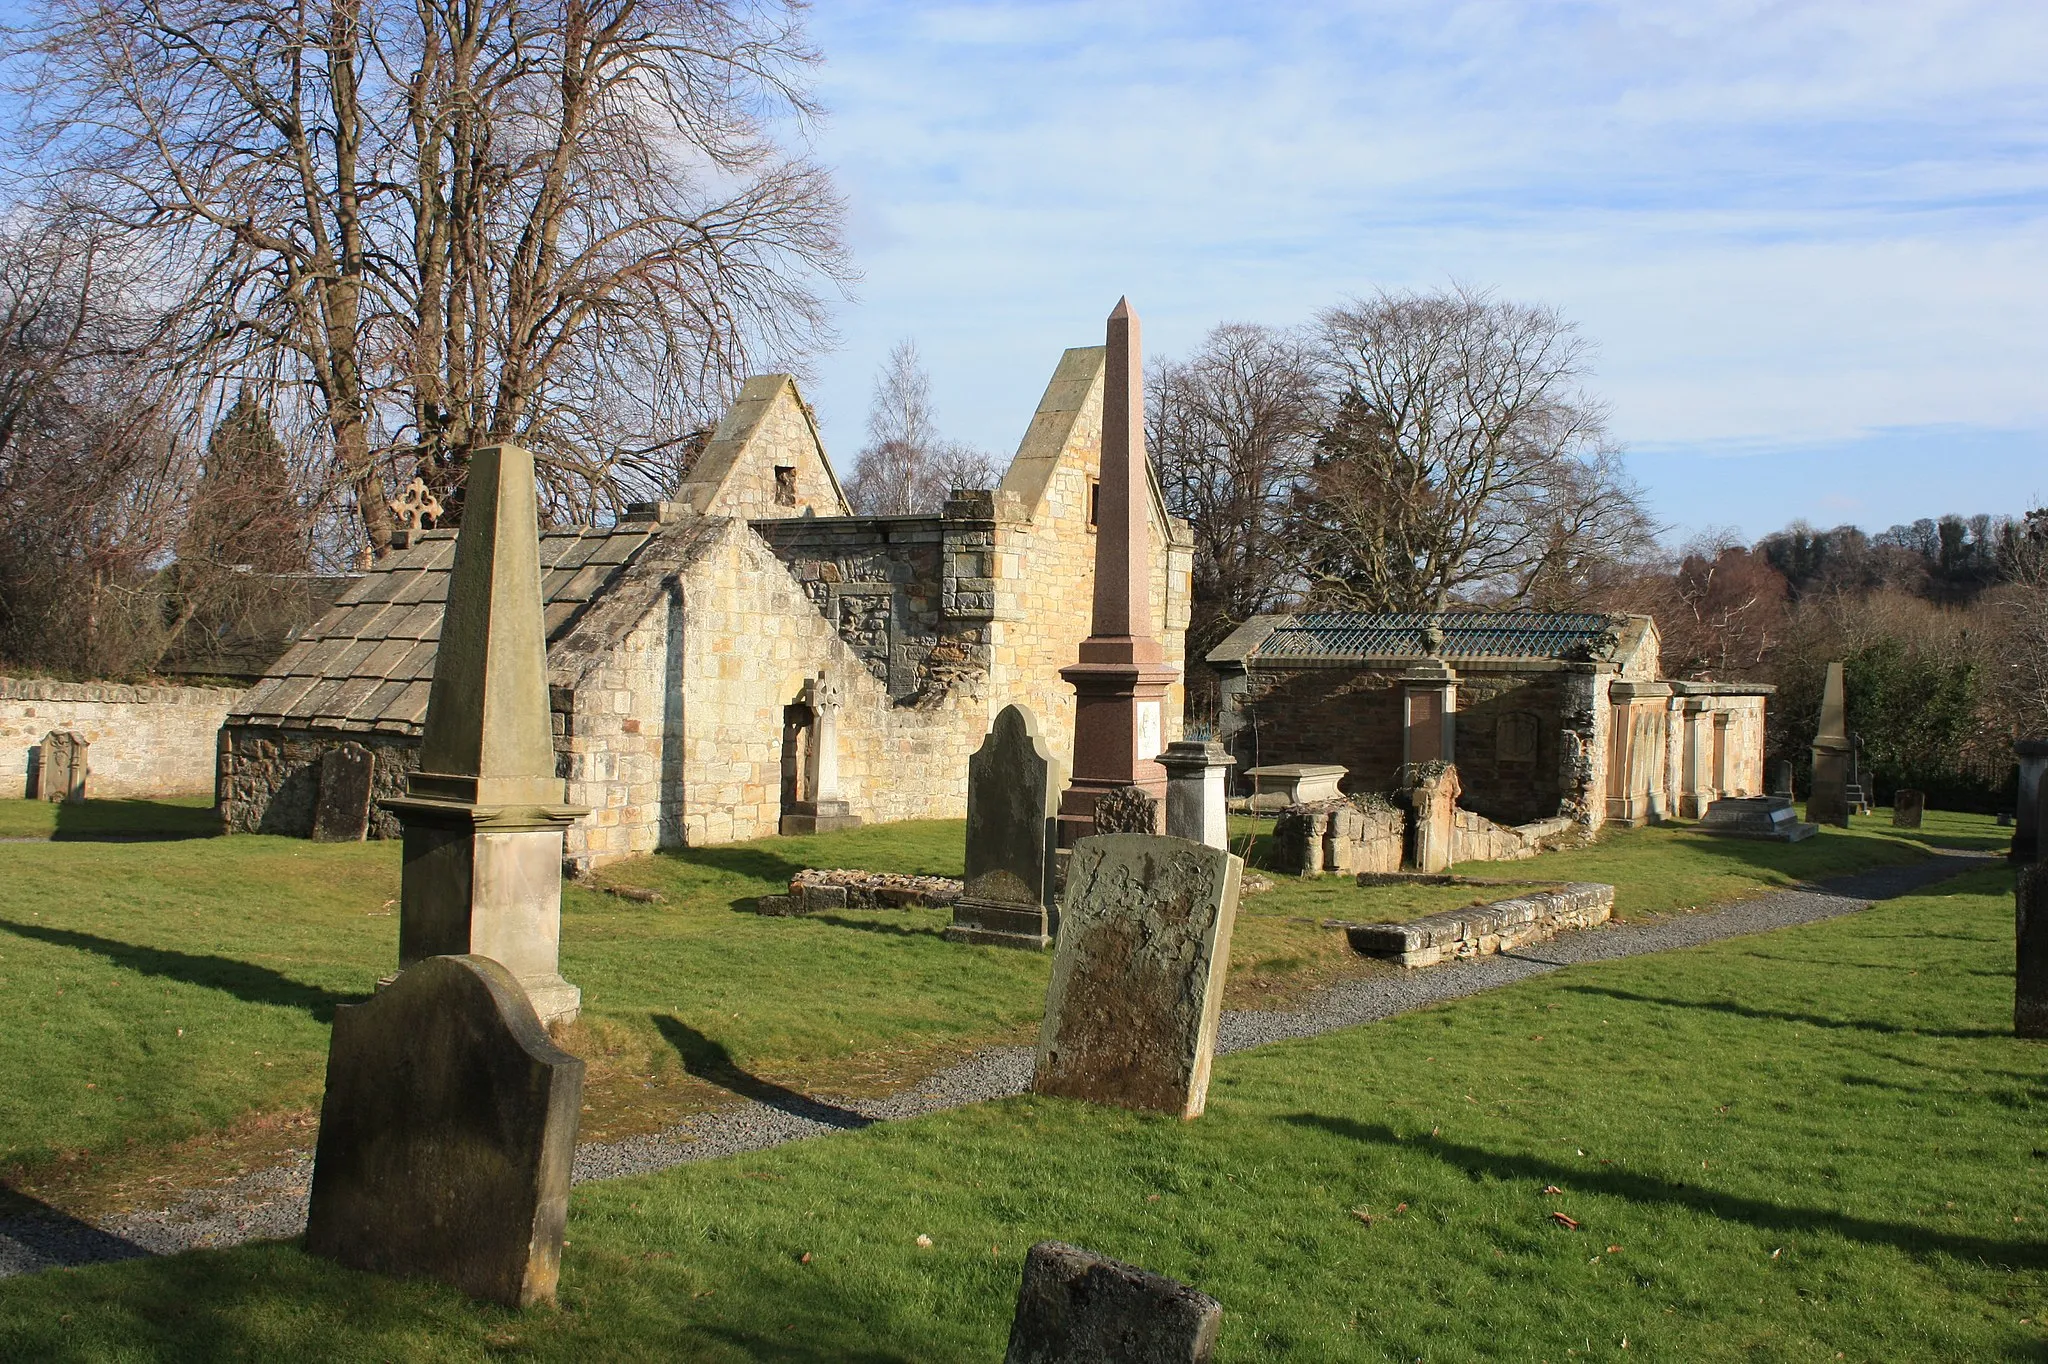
(1349, 1208, 1375, 1226)
(915, 1234, 933, 1248)
(1551, 1212, 1580, 1230)
(1531, 1034, 1545, 1041)
(1606, 1245, 1622, 1254)
(1771, 1247, 1782, 1259)
(1395, 1202, 1408, 1214)
(1146, 1193, 1160, 1202)
(1542, 1185, 1564, 1195)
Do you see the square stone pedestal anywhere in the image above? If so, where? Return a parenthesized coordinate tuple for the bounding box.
(1243, 764, 1346, 813)
(780, 800, 862, 836)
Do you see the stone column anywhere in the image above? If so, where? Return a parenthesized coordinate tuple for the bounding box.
(1400, 661, 1457, 773)
(381, 445, 588, 1028)
(1607, 682, 1671, 824)
(1160, 739, 1235, 851)
(2013, 738, 2048, 864)
(1057, 299, 1177, 844)
(2018, 864, 2048, 1037)
(781, 675, 860, 834)
(1806, 661, 1852, 828)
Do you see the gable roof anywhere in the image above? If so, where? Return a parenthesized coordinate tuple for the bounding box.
(1211, 610, 1641, 667)
(996, 344, 1180, 537)
(230, 515, 727, 735)
(673, 373, 850, 519)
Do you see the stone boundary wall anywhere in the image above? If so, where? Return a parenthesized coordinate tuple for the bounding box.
(755, 868, 963, 916)
(1450, 810, 1579, 864)
(1343, 881, 1615, 968)
(221, 726, 420, 836)
(2, 676, 244, 799)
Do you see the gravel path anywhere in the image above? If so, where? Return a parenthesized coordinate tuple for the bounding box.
(0, 850, 1992, 1279)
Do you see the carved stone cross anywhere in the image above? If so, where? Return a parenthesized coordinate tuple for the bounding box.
(390, 477, 444, 531)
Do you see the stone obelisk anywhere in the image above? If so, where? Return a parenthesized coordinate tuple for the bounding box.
(1056, 299, 1176, 844)
(1806, 661, 1851, 829)
(383, 445, 588, 1027)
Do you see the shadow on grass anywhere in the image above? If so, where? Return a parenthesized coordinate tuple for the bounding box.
(49, 799, 220, 843)
(651, 1016, 872, 1130)
(1560, 984, 2010, 1040)
(1283, 1114, 2047, 1268)
(0, 919, 361, 1021)
(660, 845, 808, 886)
(693, 1325, 919, 1363)
(0, 1185, 152, 1272)
(807, 914, 946, 941)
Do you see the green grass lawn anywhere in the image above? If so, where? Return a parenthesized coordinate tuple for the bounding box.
(1, 865, 2035, 1361)
(0, 800, 2006, 1214)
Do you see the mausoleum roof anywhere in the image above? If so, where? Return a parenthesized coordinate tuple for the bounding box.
(231, 514, 726, 735)
(1212, 610, 1640, 666)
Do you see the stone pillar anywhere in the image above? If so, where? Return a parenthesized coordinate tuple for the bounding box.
(1607, 682, 1671, 824)
(780, 675, 860, 835)
(1057, 299, 1176, 844)
(1405, 764, 1461, 874)
(1807, 661, 1852, 828)
(381, 445, 589, 1028)
(1160, 739, 1234, 851)
(2018, 864, 2048, 1037)
(37, 730, 87, 804)
(2013, 738, 2048, 864)
(1400, 661, 1457, 773)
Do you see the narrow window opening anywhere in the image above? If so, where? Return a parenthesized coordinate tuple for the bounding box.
(1087, 478, 1100, 529)
(774, 465, 798, 506)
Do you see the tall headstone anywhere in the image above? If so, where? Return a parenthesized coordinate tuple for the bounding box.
(780, 674, 861, 834)
(1005, 1241, 1222, 1364)
(1891, 788, 1926, 829)
(1032, 834, 1241, 1119)
(2018, 864, 2048, 1038)
(310, 742, 376, 842)
(2013, 738, 2048, 864)
(1056, 299, 1177, 845)
(948, 704, 1063, 949)
(1770, 759, 1795, 799)
(1160, 739, 1234, 851)
(381, 445, 588, 1027)
(37, 731, 87, 804)
(1806, 662, 1852, 829)
(304, 954, 583, 1307)
(1405, 764, 1462, 873)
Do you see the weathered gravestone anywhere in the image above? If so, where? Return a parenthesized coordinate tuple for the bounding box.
(1005, 1240, 1222, 1364)
(309, 742, 375, 843)
(948, 704, 1063, 950)
(1405, 763, 1461, 873)
(1891, 788, 1926, 829)
(2018, 864, 2048, 1038)
(304, 954, 583, 1307)
(1032, 834, 1242, 1119)
(1770, 759, 1795, 799)
(1093, 785, 1159, 835)
(37, 731, 87, 804)
(2014, 738, 2048, 864)
(1807, 662, 1852, 828)
(1159, 739, 1233, 851)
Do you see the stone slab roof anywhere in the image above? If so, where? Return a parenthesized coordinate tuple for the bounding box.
(230, 514, 725, 735)
(1212, 610, 1634, 665)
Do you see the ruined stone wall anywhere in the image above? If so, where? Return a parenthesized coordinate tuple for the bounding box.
(1232, 667, 1405, 796)
(1451, 671, 1571, 826)
(672, 520, 989, 848)
(3, 676, 244, 799)
(220, 725, 419, 835)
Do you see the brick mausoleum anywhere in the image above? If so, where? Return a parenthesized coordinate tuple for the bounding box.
(1207, 610, 1769, 832)
(220, 346, 1193, 870)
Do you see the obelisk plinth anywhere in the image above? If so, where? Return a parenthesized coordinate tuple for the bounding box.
(382, 445, 588, 1026)
(1056, 299, 1177, 844)
(1806, 661, 1851, 829)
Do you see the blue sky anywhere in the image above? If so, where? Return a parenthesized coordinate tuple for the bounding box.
(795, 0, 2048, 544)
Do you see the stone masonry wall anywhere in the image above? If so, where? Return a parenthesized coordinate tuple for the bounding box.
(3, 676, 244, 799)
(556, 596, 676, 869)
(220, 726, 420, 836)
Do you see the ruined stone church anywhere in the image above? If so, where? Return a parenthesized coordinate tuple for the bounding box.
(220, 347, 1194, 871)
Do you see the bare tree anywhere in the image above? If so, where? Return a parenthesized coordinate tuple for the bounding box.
(1148, 322, 1321, 659)
(843, 340, 1000, 515)
(1301, 286, 1654, 611)
(11, 0, 852, 555)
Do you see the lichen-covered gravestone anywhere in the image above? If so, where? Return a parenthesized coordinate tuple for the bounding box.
(309, 742, 375, 842)
(304, 954, 584, 1308)
(37, 730, 87, 804)
(1005, 1240, 1222, 1364)
(1092, 784, 1158, 835)
(948, 704, 1063, 949)
(1891, 788, 1926, 829)
(1032, 834, 1242, 1119)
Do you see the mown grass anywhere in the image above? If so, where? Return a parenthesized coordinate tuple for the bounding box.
(1, 865, 2035, 1361)
(0, 800, 2004, 1213)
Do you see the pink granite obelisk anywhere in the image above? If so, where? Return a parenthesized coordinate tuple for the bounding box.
(1056, 299, 1176, 843)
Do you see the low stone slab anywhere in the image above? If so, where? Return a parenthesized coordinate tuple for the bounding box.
(1032, 835, 1241, 1119)
(1892, 789, 1926, 829)
(1243, 763, 1345, 813)
(1005, 1240, 1222, 1364)
(1698, 795, 1817, 843)
(310, 742, 375, 842)
(1343, 882, 1615, 968)
(304, 954, 584, 1308)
